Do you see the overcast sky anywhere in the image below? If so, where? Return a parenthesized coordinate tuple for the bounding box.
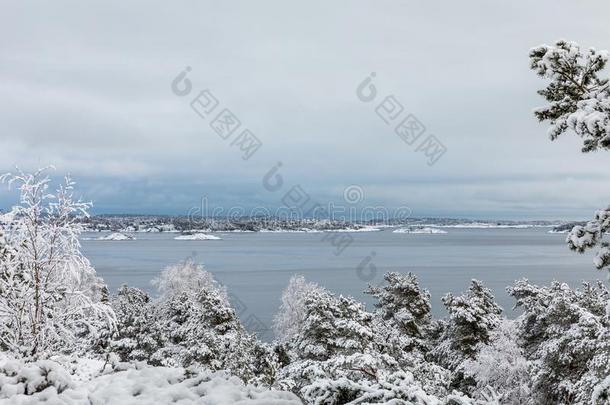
(1, 1, 610, 220)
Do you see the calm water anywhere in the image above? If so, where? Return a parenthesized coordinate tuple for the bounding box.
(81, 228, 602, 340)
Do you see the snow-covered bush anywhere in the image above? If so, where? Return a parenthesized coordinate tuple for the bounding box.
(293, 289, 375, 362)
(300, 371, 440, 405)
(0, 168, 115, 357)
(363, 272, 452, 397)
(0, 359, 73, 398)
(277, 288, 390, 395)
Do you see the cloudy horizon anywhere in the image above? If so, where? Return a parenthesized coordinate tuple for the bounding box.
(2, 1, 610, 220)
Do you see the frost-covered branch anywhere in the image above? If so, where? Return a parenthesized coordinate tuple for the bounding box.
(0, 168, 115, 357)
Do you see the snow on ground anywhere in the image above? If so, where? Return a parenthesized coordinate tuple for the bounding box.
(174, 233, 222, 240)
(96, 233, 135, 241)
(0, 359, 301, 405)
(393, 227, 447, 234)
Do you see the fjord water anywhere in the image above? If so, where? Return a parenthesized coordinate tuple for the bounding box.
(81, 228, 600, 339)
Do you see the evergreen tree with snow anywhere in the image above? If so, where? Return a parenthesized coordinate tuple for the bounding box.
(508, 279, 610, 404)
(110, 285, 160, 362)
(148, 259, 264, 383)
(530, 40, 610, 273)
(293, 289, 374, 362)
(278, 287, 404, 401)
(441, 280, 502, 360)
(430, 280, 502, 393)
(365, 272, 432, 354)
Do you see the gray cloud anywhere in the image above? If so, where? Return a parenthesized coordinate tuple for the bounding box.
(1, 0, 610, 219)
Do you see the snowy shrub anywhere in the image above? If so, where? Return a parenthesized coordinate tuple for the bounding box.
(0, 168, 115, 357)
(300, 370, 468, 405)
(150, 284, 255, 374)
(0, 359, 73, 398)
(109, 260, 280, 385)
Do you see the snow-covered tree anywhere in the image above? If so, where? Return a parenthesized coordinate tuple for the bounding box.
(365, 272, 432, 353)
(508, 279, 610, 404)
(462, 320, 531, 404)
(151, 258, 228, 304)
(110, 285, 160, 363)
(430, 280, 502, 393)
(273, 275, 323, 343)
(293, 289, 375, 362)
(0, 168, 115, 357)
(437, 280, 502, 363)
(530, 40, 610, 273)
(146, 259, 264, 382)
(276, 287, 406, 400)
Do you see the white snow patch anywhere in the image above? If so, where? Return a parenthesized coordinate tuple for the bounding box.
(393, 227, 447, 234)
(174, 233, 222, 241)
(325, 227, 381, 233)
(97, 233, 135, 241)
(0, 360, 301, 405)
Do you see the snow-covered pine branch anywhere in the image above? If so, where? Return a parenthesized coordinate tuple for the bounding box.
(530, 40, 610, 272)
(530, 40, 610, 152)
